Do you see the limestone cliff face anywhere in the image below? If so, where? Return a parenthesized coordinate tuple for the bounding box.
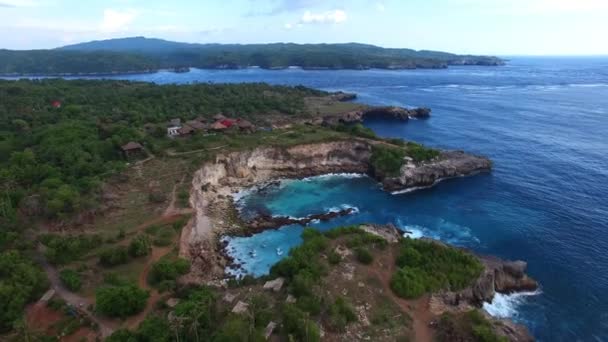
(195, 140, 491, 193)
(197, 140, 372, 189)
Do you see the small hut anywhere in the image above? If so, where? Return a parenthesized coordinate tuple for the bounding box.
(210, 121, 228, 131)
(213, 114, 227, 121)
(121, 142, 144, 158)
(237, 119, 255, 133)
(186, 120, 205, 131)
(177, 125, 195, 136)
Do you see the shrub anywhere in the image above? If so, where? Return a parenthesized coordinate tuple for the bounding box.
(173, 287, 217, 337)
(152, 230, 174, 247)
(282, 304, 320, 342)
(390, 268, 427, 299)
(148, 258, 190, 285)
(59, 269, 82, 291)
(327, 297, 357, 332)
(98, 246, 129, 267)
(327, 250, 341, 265)
(370, 145, 406, 176)
(405, 142, 440, 162)
(39, 234, 102, 265)
(213, 315, 265, 342)
(177, 190, 189, 208)
(136, 315, 171, 342)
(95, 284, 149, 318)
(148, 191, 166, 203)
(128, 235, 151, 257)
(435, 310, 507, 342)
(390, 239, 483, 299)
(0, 251, 49, 332)
(354, 247, 373, 265)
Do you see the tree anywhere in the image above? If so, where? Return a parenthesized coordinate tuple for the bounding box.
(0, 251, 49, 332)
(128, 235, 151, 257)
(95, 284, 149, 318)
(99, 246, 129, 267)
(59, 269, 82, 291)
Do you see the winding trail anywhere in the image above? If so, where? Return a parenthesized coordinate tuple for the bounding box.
(369, 247, 434, 342)
(35, 181, 193, 338)
(36, 245, 117, 339)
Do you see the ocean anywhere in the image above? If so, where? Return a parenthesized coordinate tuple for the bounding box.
(24, 57, 608, 341)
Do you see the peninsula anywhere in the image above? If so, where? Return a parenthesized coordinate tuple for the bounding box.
(0, 37, 504, 76)
(0, 79, 533, 342)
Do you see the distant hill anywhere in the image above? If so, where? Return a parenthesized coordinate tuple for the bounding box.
(0, 37, 504, 75)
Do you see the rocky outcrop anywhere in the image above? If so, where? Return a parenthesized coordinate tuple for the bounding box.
(329, 91, 357, 102)
(382, 150, 492, 192)
(244, 208, 355, 235)
(323, 106, 431, 126)
(430, 254, 539, 310)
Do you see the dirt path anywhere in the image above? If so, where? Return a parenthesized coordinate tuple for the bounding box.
(125, 243, 174, 329)
(34, 191, 193, 338)
(165, 144, 228, 157)
(36, 245, 118, 339)
(370, 247, 435, 342)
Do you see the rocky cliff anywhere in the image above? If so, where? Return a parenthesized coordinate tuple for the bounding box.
(193, 139, 490, 193)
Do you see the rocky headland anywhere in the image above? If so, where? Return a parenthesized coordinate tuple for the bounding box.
(180, 139, 491, 281)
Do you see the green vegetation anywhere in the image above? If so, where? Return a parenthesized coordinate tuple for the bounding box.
(148, 257, 190, 287)
(390, 238, 483, 299)
(405, 142, 440, 162)
(327, 297, 357, 332)
(0, 39, 503, 75)
(128, 235, 151, 257)
(354, 246, 374, 264)
(59, 269, 82, 291)
(436, 310, 508, 342)
(98, 246, 129, 267)
(95, 284, 149, 318)
(0, 251, 49, 332)
(370, 144, 406, 176)
(39, 233, 102, 265)
(0, 79, 324, 222)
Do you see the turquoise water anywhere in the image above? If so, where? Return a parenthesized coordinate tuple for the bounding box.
(19, 57, 608, 340)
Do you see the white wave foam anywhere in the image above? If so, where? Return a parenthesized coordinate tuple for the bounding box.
(401, 224, 425, 239)
(302, 173, 366, 182)
(483, 290, 541, 318)
(326, 204, 359, 214)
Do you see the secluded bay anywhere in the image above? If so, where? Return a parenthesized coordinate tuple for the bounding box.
(19, 57, 608, 341)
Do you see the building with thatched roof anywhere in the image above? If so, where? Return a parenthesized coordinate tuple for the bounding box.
(177, 125, 195, 136)
(213, 114, 227, 121)
(186, 120, 205, 130)
(121, 142, 144, 158)
(210, 121, 228, 131)
(237, 119, 255, 133)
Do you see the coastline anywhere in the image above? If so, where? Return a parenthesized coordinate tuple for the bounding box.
(178, 139, 492, 283)
(0, 62, 505, 78)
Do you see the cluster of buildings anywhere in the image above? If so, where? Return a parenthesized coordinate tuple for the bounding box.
(166, 114, 255, 138)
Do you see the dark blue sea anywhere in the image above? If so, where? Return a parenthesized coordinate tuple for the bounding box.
(20, 58, 608, 341)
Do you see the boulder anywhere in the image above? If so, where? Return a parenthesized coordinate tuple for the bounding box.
(263, 277, 285, 292)
(232, 301, 249, 314)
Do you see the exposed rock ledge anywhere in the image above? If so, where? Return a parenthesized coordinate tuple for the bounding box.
(322, 106, 432, 126)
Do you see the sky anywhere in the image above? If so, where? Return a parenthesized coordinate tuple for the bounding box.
(1, 0, 608, 55)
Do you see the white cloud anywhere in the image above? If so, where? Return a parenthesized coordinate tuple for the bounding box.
(0, 0, 39, 8)
(375, 3, 385, 12)
(100, 9, 138, 33)
(300, 9, 347, 24)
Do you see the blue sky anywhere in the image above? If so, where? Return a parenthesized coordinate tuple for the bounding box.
(1, 0, 607, 55)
